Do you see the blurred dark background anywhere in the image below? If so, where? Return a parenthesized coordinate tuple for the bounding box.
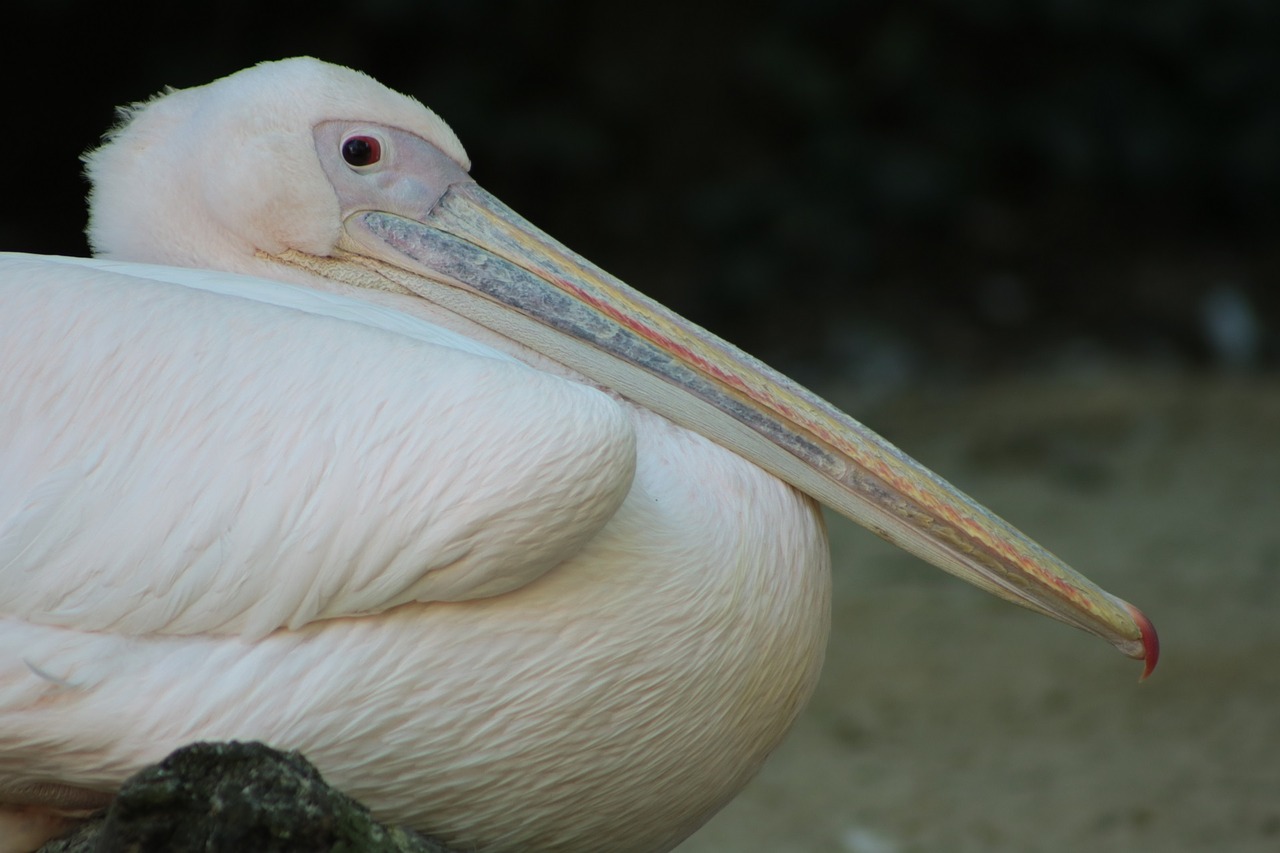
(6, 0, 1277, 389)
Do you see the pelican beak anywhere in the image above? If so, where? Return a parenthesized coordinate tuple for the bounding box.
(331, 178, 1157, 679)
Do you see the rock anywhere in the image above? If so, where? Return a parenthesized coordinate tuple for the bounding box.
(37, 741, 460, 853)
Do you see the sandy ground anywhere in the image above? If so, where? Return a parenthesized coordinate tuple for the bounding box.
(679, 375, 1280, 853)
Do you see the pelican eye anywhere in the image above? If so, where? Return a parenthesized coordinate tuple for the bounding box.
(342, 135, 383, 168)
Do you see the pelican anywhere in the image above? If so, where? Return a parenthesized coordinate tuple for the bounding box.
(0, 58, 1156, 852)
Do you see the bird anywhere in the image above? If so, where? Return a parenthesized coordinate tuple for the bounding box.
(0, 58, 1156, 852)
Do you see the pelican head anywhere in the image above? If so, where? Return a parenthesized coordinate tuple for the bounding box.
(84, 57, 1156, 675)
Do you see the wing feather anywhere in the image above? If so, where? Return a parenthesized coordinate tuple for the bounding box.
(0, 254, 636, 638)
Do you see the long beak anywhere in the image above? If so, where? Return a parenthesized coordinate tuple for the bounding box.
(336, 181, 1158, 678)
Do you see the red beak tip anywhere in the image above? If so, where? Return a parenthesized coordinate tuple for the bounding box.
(1124, 601, 1159, 681)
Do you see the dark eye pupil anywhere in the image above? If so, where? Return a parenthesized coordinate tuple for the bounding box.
(342, 136, 381, 167)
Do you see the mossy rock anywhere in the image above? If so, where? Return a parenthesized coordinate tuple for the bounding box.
(38, 741, 459, 853)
